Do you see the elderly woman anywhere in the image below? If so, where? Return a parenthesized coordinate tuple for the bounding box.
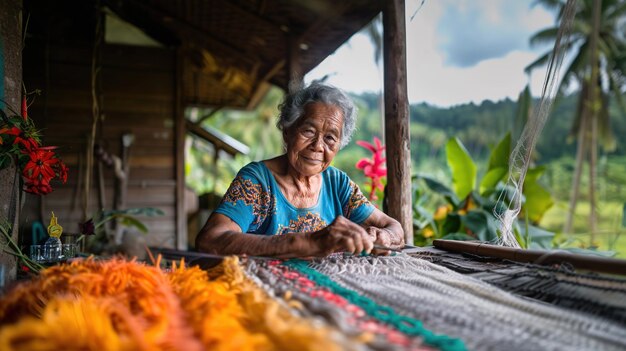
(196, 83, 404, 258)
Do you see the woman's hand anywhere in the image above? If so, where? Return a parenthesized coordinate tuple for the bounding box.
(360, 207, 405, 255)
(366, 227, 396, 255)
(307, 216, 375, 256)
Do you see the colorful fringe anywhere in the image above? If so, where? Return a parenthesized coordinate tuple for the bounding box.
(0, 257, 351, 351)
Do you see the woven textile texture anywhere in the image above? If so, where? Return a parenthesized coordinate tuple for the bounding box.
(295, 254, 626, 351)
(412, 250, 626, 325)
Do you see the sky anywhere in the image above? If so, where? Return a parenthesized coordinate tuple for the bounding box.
(306, 0, 557, 107)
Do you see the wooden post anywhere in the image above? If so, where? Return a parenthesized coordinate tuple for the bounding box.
(0, 0, 22, 284)
(175, 47, 187, 250)
(383, 0, 413, 245)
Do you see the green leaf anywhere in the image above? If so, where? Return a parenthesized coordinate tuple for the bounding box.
(441, 213, 461, 236)
(103, 207, 165, 217)
(522, 167, 554, 223)
(479, 167, 507, 196)
(0, 154, 13, 170)
(445, 137, 476, 200)
(119, 215, 149, 233)
(487, 132, 511, 170)
(518, 223, 555, 249)
(462, 210, 488, 241)
(414, 174, 459, 205)
(440, 232, 476, 241)
(462, 209, 499, 242)
(622, 203, 626, 228)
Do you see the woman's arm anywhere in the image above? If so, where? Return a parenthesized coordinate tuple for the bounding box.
(360, 208, 405, 252)
(196, 213, 374, 258)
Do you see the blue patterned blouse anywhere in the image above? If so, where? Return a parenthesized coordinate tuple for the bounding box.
(214, 161, 375, 235)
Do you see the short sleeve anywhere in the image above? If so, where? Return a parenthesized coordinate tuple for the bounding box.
(214, 165, 272, 233)
(331, 168, 374, 224)
(343, 180, 375, 223)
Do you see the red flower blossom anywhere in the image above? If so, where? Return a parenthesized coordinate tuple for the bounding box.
(23, 147, 59, 182)
(356, 136, 387, 201)
(57, 161, 69, 183)
(23, 176, 53, 195)
(14, 136, 39, 151)
(0, 126, 22, 145)
(2, 98, 67, 196)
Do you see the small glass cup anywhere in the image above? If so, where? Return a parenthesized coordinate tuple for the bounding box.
(62, 244, 77, 260)
(30, 245, 43, 263)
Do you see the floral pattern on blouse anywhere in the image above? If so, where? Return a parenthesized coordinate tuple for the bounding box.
(344, 181, 370, 218)
(221, 176, 272, 226)
(277, 212, 327, 235)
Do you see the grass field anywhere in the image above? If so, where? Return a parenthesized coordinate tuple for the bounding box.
(540, 200, 626, 258)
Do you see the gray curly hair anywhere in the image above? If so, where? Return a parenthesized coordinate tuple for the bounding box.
(277, 82, 357, 149)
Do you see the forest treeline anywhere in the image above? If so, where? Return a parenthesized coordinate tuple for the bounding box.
(349, 91, 625, 167)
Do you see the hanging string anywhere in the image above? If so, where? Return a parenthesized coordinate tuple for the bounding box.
(496, 0, 578, 247)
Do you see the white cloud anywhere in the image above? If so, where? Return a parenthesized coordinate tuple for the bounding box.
(306, 0, 555, 107)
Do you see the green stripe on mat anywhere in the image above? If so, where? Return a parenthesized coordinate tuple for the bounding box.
(284, 259, 466, 351)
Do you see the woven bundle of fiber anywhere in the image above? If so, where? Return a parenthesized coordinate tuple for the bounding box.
(296, 255, 626, 351)
(0, 257, 353, 351)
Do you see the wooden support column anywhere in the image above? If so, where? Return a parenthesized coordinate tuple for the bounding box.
(0, 0, 22, 284)
(175, 47, 187, 250)
(383, 0, 413, 245)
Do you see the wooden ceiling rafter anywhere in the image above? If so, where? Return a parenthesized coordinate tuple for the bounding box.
(124, 0, 261, 68)
(213, 0, 286, 36)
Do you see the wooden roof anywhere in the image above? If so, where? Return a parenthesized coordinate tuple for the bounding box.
(106, 0, 382, 109)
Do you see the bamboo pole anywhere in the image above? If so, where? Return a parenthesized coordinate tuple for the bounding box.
(433, 239, 626, 276)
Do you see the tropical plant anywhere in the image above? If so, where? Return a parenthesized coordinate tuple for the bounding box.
(79, 207, 165, 254)
(526, 0, 626, 240)
(412, 133, 555, 248)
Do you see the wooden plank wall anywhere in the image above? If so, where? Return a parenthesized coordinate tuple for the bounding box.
(23, 42, 179, 249)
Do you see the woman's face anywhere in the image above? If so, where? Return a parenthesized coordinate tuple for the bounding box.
(285, 102, 343, 177)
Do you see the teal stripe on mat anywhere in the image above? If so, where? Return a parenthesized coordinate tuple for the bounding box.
(284, 259, 466, 351)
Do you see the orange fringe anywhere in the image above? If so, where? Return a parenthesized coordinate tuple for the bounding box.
(0, 257, 347, 351)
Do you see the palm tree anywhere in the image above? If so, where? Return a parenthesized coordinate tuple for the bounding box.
(525, 0, 626, 241)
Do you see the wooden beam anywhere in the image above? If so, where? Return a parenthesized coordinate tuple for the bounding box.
(247, 59, 285, 104)
(383, 0, 412, 245)
(186, 121, 250, 156)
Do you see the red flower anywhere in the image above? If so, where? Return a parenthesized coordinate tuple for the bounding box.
(14, 136, 39, 151)
(23, 177, 53, 195)
(23, 147, 59, 182)
(57, 161, 69, 183)
(0, 126, 22, 145)
(356, 137, 387, 201)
